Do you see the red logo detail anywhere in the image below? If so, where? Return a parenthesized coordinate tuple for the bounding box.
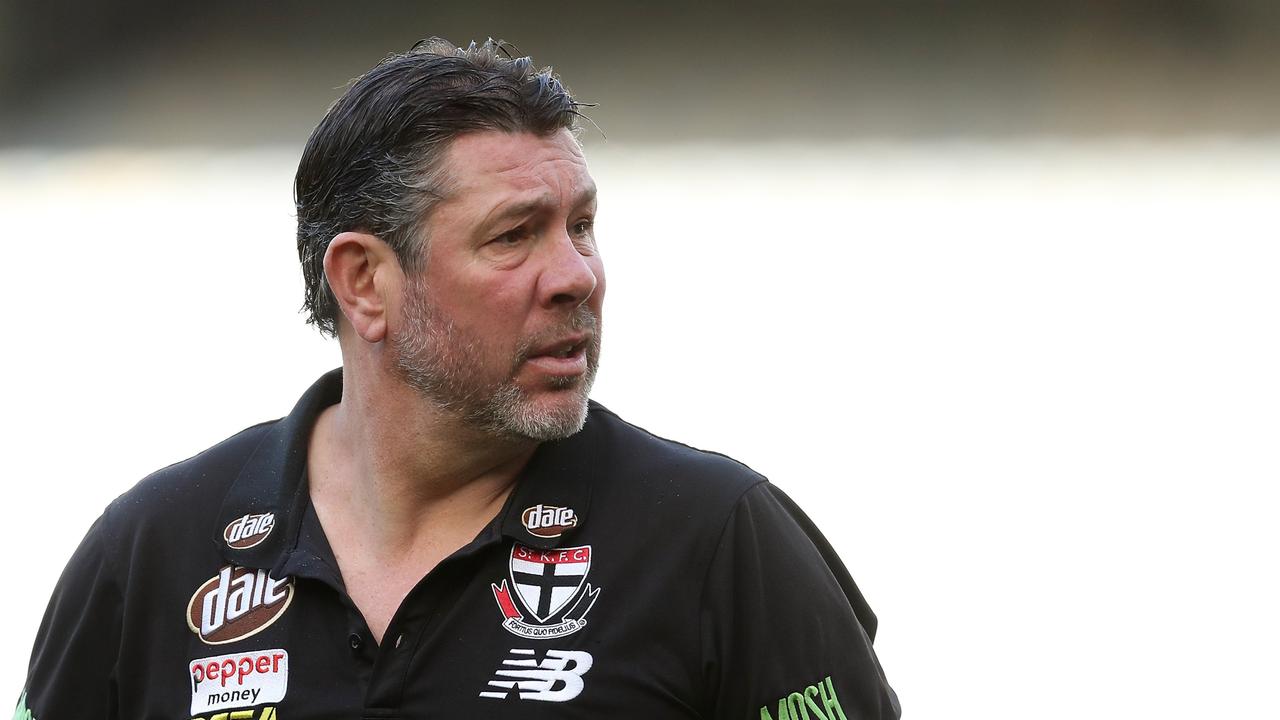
(491, 580, 523, 620)
(512, 545, 591, 564)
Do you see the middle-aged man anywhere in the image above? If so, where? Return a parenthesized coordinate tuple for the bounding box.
(18, 39, 900, 719)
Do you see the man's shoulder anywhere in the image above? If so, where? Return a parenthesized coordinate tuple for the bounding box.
(583, 401, 767, 506)
(107, 419, 281, 526)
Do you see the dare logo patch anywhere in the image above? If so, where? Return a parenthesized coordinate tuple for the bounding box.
(520, 504, 578, 538)
(223, 513, 275, 549)
(187, 566, 294, 644)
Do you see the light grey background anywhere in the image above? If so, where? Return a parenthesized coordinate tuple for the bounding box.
(3, 3, 1278, 717)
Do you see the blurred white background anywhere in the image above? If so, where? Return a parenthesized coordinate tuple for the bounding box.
(2, 138, 1277, 718)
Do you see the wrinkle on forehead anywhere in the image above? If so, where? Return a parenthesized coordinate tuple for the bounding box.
(476, 182, 597, 231)
(445, 130, 591, 200)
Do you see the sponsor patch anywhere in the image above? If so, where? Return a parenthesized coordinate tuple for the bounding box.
(759, 676, 849, 720)
(191, 707, 277, 720)
(520, 504, 578, 538)
(491, 544, 599, 639)
(187, 566, 294, 644)
(478, 648, 593, 702)
(12, 691, 35, 720)
(224, 513, 276, 549)
(189, 649, 288, 714)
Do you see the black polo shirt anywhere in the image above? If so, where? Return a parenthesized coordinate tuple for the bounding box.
(19, 369, 899, 719)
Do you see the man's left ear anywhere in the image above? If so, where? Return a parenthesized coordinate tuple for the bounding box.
(323, 231, 403, 344)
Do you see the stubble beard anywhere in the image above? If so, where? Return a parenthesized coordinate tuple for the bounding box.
(389, 278, 601, 442)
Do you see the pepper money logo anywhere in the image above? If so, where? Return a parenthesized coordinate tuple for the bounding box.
(491, 544, 599, 639)
(223, 513, 275, 549)
(187, 566, 294, 644)
(189, 649, 288, 715)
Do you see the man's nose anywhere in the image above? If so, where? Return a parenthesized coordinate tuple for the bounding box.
(539, 233, 599, 308)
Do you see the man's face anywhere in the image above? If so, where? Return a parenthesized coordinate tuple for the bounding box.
(388, 129, 604, 441)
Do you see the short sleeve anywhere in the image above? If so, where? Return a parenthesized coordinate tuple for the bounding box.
(700, 483, 900, 720)
(17, 510, 122, 719)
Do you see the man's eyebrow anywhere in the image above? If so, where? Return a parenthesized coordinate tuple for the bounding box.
(480, 184, 598, 228)
(575, 183, 598, 209)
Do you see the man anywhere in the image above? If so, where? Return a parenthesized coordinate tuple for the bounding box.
(17, 39, 899, 719)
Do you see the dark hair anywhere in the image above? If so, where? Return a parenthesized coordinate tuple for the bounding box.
(294, 38, 588, 336)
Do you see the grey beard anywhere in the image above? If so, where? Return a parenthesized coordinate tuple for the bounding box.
(390, 282, 600, 441)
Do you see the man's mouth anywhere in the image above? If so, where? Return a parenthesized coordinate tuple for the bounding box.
(529, 332, 590, 357)
(524, 335, 591, 378)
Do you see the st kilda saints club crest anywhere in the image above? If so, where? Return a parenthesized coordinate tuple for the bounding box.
(491, 544, 600, 639)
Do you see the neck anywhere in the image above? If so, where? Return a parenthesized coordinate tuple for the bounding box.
(309, 359, 536, 555)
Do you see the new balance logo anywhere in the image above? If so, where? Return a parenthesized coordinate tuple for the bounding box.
(478, 648, 593, 702)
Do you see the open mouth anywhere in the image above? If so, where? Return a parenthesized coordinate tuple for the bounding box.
(525, 336, 591, 377)
(530, 334, 589, 359)
(542, 340, 585, 359)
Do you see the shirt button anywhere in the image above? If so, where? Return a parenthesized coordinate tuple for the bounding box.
(348, 633, 363, 650)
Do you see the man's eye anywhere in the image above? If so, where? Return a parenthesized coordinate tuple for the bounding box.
(572, 219, 594, 236)
(493, 227, 531, 245)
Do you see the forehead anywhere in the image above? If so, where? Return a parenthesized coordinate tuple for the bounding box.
(439, 129, 594, 208)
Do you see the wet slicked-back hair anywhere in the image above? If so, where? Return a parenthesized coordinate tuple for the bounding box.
(295, 38, 587, 336)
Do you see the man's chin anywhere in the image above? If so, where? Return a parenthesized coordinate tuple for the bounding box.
(485, 386, 591, 442)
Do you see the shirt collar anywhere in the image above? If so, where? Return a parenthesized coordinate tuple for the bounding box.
(213, 368, 342, 574)
(213, 368, 598, 574)
(495, 412, 597, 550)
